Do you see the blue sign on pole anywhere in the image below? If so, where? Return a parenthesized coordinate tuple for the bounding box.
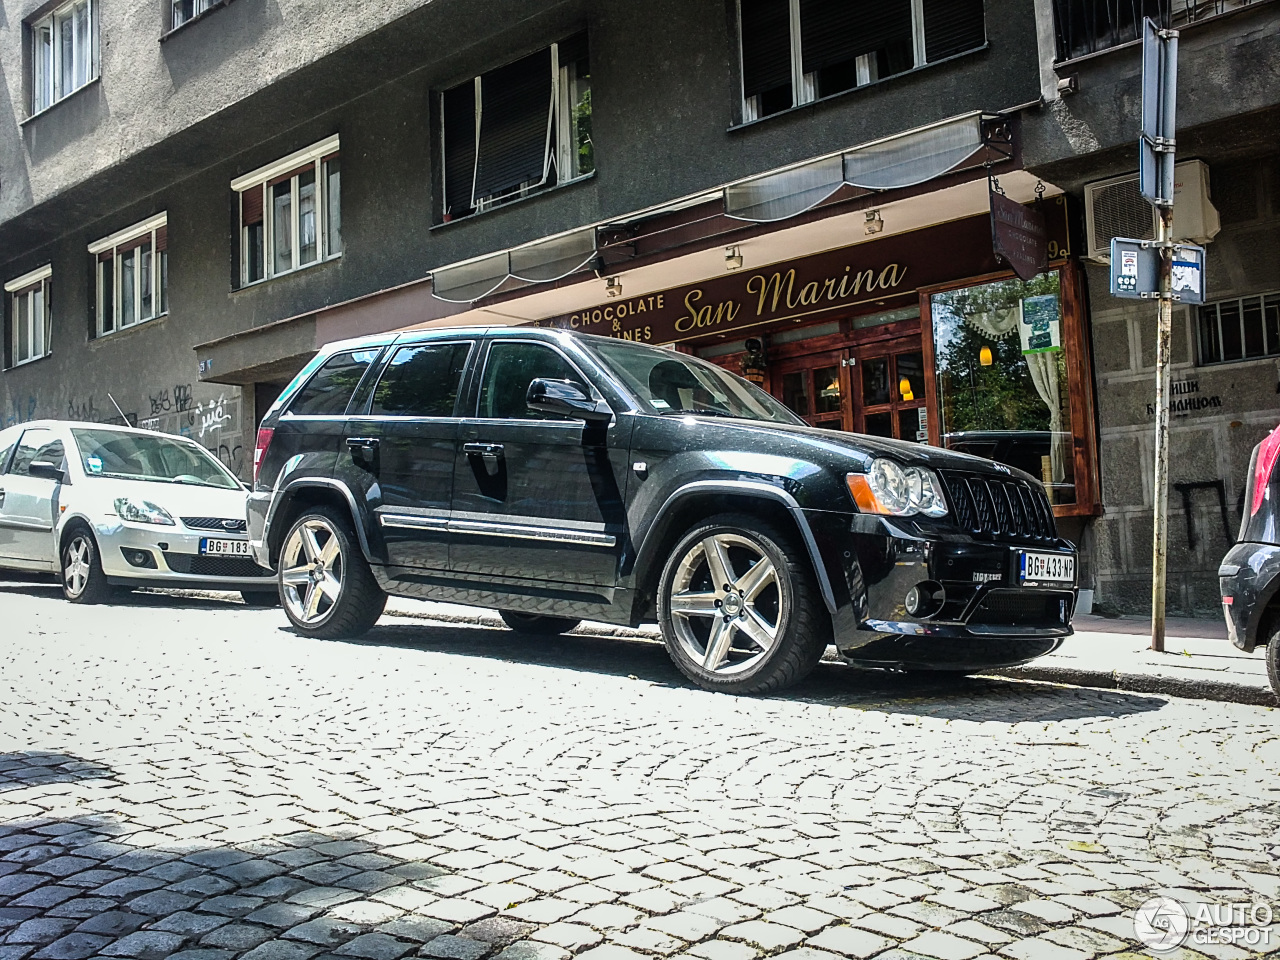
(1139, 18, 1178, 208)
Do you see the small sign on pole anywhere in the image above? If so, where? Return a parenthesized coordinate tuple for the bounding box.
(1109, 239, 1205, 304)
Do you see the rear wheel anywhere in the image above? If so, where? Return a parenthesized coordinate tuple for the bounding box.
(500, 611, 581, 635)
(1266, 622, 1280, 696)
(657, 513, 830, 695)
(62, 528, 111, 605)
(278, 507, 385, 639)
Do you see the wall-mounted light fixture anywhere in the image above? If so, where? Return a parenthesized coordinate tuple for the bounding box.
(605, 277, 623, 298)
(899, 377, 914, 402)
(724, 245, 743, 271)
(864, 209, 884, 235)
(979, 345, 994, 366)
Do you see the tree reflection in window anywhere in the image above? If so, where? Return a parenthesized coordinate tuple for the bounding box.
(931, 272, 1076, 504)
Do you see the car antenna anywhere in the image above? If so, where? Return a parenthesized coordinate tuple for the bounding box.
(106, 393, 129, 426)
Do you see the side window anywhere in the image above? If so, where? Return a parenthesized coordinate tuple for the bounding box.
(287, 349, 379, 417)
(8, 430, 63, 477)
(0, 430, 18, 472)
(371, 342, 471, 417)
(478, 342, 584, 420)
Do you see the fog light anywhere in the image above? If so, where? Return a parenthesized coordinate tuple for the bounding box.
(121, 548, 157, 569)
(905, 580, 945, 618)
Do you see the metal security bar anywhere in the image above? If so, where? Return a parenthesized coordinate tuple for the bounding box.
(1197, 292, 1280, 365)
(1052, 0, 1259, 60)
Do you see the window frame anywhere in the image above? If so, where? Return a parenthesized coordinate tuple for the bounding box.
(5, 266, 53, 369)
(88, 213, 169, 339)
(439, 37, 594, 222)
(367, 340, 475, 420)
(474, 339, 599, 421)
(1195, 291, 1280, 366)
(231, 136, 342, 289)
(737, 0, 976, 123)
(30, 0, 98, 117)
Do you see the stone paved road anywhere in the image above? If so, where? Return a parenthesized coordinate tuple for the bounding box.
(1, 582, 1278, 960)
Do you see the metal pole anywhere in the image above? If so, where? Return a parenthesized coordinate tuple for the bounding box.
(1150, 27, 1178, 654)
(1150, 207, 1174, 653)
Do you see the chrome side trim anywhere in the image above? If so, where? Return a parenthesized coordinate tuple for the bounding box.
(380, 514, 449, 532)
(450, 519, 616, 547)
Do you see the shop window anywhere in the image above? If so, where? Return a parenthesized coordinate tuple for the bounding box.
(5, 267, 53, 368)
(233, 136, 341, 288)
(440, 34, 593, 221)
(90, 215, 168, 338)
(930, 272, 1077, 505)
(1197, 292, 1280, 365)
(30, 0, 97, 115)
(738, 0, 985, 121)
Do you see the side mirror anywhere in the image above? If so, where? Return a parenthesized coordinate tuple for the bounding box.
(29, 460, 66, 483)
(526, 378, 613, 422)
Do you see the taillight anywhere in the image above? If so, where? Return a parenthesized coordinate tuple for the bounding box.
(253, 427, 275, 485)
(1251, 427, 1280, 518)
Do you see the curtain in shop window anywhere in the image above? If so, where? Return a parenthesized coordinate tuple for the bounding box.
(472, 48, 555, 205)
(1024, 351, 1066, 483)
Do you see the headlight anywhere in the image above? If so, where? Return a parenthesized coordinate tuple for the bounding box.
(114, 498, 176, 526)
(847, 460, 948, 518)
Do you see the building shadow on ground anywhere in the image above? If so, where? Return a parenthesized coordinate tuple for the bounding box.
(341, 621, 1168, 725)
(0, 752, 116, 793)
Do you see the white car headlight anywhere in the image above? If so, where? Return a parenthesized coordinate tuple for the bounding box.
(114, 498, 176, 526)
(847, 459, 948, 518)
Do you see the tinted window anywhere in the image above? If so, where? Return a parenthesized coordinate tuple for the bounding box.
(8, 429, 64, 477)
(371, 342, 471, 417)
(289, 349, 379, 417)
(478, 342, 582, 420)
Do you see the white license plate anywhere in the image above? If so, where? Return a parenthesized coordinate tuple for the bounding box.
(200, 538, 252, 557)
(1020, 551, 1075, 584)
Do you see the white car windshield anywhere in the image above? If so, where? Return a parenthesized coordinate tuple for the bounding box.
(71, 429, 240, 489)
(591, 340, 802, 424)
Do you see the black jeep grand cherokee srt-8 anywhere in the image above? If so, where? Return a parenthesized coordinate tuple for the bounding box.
(248, 327, 1076, 694)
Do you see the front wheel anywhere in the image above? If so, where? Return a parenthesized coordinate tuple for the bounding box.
(500, 611, 581, 635)
(657, 513, 830, 695)
(241, 590, 280, 607)
(278, 508, 385, 639)
(62, 528, 112, 605)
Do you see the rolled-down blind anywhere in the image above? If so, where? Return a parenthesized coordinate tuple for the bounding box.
(241, 186, 264, 226)
(800, 0, 912, 74)
(442, 83, 478, 216)
(473, 48, 554, 204)
(740, 0, 792, 98)
(923, 0, 985, 62)
(155, 225, 167, 252)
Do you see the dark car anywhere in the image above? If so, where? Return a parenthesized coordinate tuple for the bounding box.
(1219, 425, 1280, 690)
(247, 327, 1076, 694)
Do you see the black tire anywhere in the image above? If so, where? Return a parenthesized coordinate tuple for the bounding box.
(240, 590, 281, 607)
(61, 526, 112, 605)
(500, 610, 582, 635)
(278, 506, 386, 640)
(657, 512, 831, 695)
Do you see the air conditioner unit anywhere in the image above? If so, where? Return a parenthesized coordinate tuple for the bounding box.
(1084, 159, 1222, 262)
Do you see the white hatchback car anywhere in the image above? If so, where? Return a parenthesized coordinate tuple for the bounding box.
(0, 420, 276, 603)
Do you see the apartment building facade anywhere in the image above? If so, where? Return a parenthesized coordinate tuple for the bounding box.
(1, 0, 1276, 614)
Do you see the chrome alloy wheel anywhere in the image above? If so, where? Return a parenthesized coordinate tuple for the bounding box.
(63, 536, 92, 598)
(280, 518, 345, 626)
(667, 532, 785, 676)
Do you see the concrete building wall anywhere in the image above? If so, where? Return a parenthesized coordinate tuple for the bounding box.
(1087, 152, 1280, 614)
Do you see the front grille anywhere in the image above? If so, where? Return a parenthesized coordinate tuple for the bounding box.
(182, 517, 247, 533)
(941, 471, 1057, 543)
(968, 590, 1071, 627)
(164, 553, 268, 579)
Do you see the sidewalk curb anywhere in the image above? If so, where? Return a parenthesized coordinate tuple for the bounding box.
(986, 664, 1277, 707)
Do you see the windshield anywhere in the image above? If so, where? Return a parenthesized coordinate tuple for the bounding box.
(71, 429, 241, 489)
(591, 340, 802, 424)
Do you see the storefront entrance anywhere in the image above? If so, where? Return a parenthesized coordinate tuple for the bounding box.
(769, 325, 928, 443)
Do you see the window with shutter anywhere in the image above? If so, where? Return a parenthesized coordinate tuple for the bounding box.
(87, 215, 168, 338)
(922, 0, 986, 62)
(740, 0, 794, 117)
(437, 34, 593, 221)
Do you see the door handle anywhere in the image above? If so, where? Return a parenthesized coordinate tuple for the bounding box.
(347, 437, 380, 450)
(346, 437, 380, 472)
(0, 488, 5, 507)
(463, 442, 504, 459)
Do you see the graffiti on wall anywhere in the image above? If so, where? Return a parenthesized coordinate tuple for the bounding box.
(3, 395, 39, 428)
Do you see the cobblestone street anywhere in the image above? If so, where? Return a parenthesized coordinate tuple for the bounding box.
(1, 584, 1278, 960)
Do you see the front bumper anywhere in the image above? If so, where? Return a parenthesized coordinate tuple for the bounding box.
(810, 511, 1075, 671)
(1219, 541, 1280, 652)
(93, 518, 274, 590)
(247, 491, 272, 569)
